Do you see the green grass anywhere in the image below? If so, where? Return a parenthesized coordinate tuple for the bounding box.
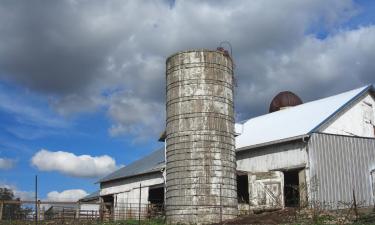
(0, 218, 166, 225)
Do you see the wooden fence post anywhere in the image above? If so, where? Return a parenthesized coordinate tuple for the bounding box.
(0, 200, 3, 220)
(37, 200, 41, 221)
(76, 202, 80, 220)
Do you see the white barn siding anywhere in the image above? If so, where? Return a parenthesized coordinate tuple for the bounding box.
(79, 204, 100, 218)
(308, 133, 375, 208)
(101, 173, 163, 196)
(236, 141, 308, 172)
(323, 93, 375, 138)
(100, 173, 164, 219)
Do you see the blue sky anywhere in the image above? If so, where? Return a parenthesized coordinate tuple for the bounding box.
(1, 0, 375, 201)
(0, 80, 162, 199)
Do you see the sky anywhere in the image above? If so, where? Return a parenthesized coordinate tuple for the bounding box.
(1, 0, 375, 202)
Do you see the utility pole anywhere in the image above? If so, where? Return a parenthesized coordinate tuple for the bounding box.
(35, 175, 38, 225)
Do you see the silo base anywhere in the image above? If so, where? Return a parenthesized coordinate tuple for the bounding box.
(166, 206, 238, 224)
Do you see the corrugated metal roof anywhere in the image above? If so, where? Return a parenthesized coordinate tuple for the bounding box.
(98, 148, 165, 183)
(236, 85, 373, 149)
(79, 190, 99, 202)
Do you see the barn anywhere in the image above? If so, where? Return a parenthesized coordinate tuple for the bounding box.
(97, 84, 375, 217)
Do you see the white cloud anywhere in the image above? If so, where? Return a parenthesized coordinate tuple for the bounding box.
(31, 149, 118, 178)
(47, 189, 88, 202)
(0, 158, 15, 170)
(2, 0, 375, 139)
(0, 183, 34, 200)
(0, 183, 88, 202)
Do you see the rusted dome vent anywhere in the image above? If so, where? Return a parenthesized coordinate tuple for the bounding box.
(269, 91, 303, 113)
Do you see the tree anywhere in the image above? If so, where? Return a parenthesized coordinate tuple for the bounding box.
(0, 187, 32, 220)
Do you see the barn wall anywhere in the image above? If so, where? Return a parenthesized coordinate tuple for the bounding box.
(101, 172, 164, 196)
(80, 203, 100, 217)
(323, 93, 375, 138)
(236, 141, 308, 172)
(100, 172, 164, 220)
(308, 133, 375, 208)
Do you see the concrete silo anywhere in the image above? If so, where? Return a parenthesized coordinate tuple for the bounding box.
(165, 49, 238, 224)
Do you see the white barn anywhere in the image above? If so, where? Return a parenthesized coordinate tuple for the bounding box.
(98, 84, 375, 217)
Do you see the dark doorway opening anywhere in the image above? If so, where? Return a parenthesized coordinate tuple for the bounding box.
(283, 170, 300, 207)
(237, 174, 249, 204)
(148, 187, 164, 217)
(148, 187, 164, 205)
(102, 195, 114, 218)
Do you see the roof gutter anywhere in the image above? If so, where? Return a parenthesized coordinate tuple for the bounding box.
(235, 134, 310, 153)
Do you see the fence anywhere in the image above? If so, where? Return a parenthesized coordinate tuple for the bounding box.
(0, 200, 164, 223)
(0, 201, 245, 224)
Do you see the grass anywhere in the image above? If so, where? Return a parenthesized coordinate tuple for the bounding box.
(0, 218, 166, 225)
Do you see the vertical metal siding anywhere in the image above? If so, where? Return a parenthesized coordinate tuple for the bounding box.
(308, 133, 375, 208)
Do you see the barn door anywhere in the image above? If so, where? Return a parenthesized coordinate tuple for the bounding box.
(248, 171, 284, 210)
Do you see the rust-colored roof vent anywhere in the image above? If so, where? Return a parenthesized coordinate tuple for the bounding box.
(269, 91, 303, 113)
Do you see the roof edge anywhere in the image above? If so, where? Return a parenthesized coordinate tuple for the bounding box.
(309, 84, 374, 134)
(99, 167, 164, 184)
(236, 134, 309, 153)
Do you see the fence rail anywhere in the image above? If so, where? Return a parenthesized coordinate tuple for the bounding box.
(0, 200, 250, 223)
(0, 200, 167, 222)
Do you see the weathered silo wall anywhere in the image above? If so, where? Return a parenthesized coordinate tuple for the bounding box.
(165, 49, 238, 224)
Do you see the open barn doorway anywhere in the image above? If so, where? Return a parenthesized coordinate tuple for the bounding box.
(237, 173, 249, 204)
(283, 168, 307, 207)
(148, 186, 164, 205)
(148, 185, 164, 217)
(101, 195, 114, 219)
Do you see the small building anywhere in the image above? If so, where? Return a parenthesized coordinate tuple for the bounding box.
(78, 191, 100, 218)
(98, 149, 165, 220)
(98, 84, 375, 216)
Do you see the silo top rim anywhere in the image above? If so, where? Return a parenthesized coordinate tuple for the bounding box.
(166, 48, 232, 63)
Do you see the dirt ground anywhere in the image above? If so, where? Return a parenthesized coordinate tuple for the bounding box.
(216, 208, 297, 225)
(215, 207, 375, 225)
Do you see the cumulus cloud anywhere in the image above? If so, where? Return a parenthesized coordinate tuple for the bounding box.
(1, 0, 375, 138)
(0, 158, 15, 170)
(47, 189, 88, 202)
(31, 149, 118, 178)
(0, 183, 34, 200)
